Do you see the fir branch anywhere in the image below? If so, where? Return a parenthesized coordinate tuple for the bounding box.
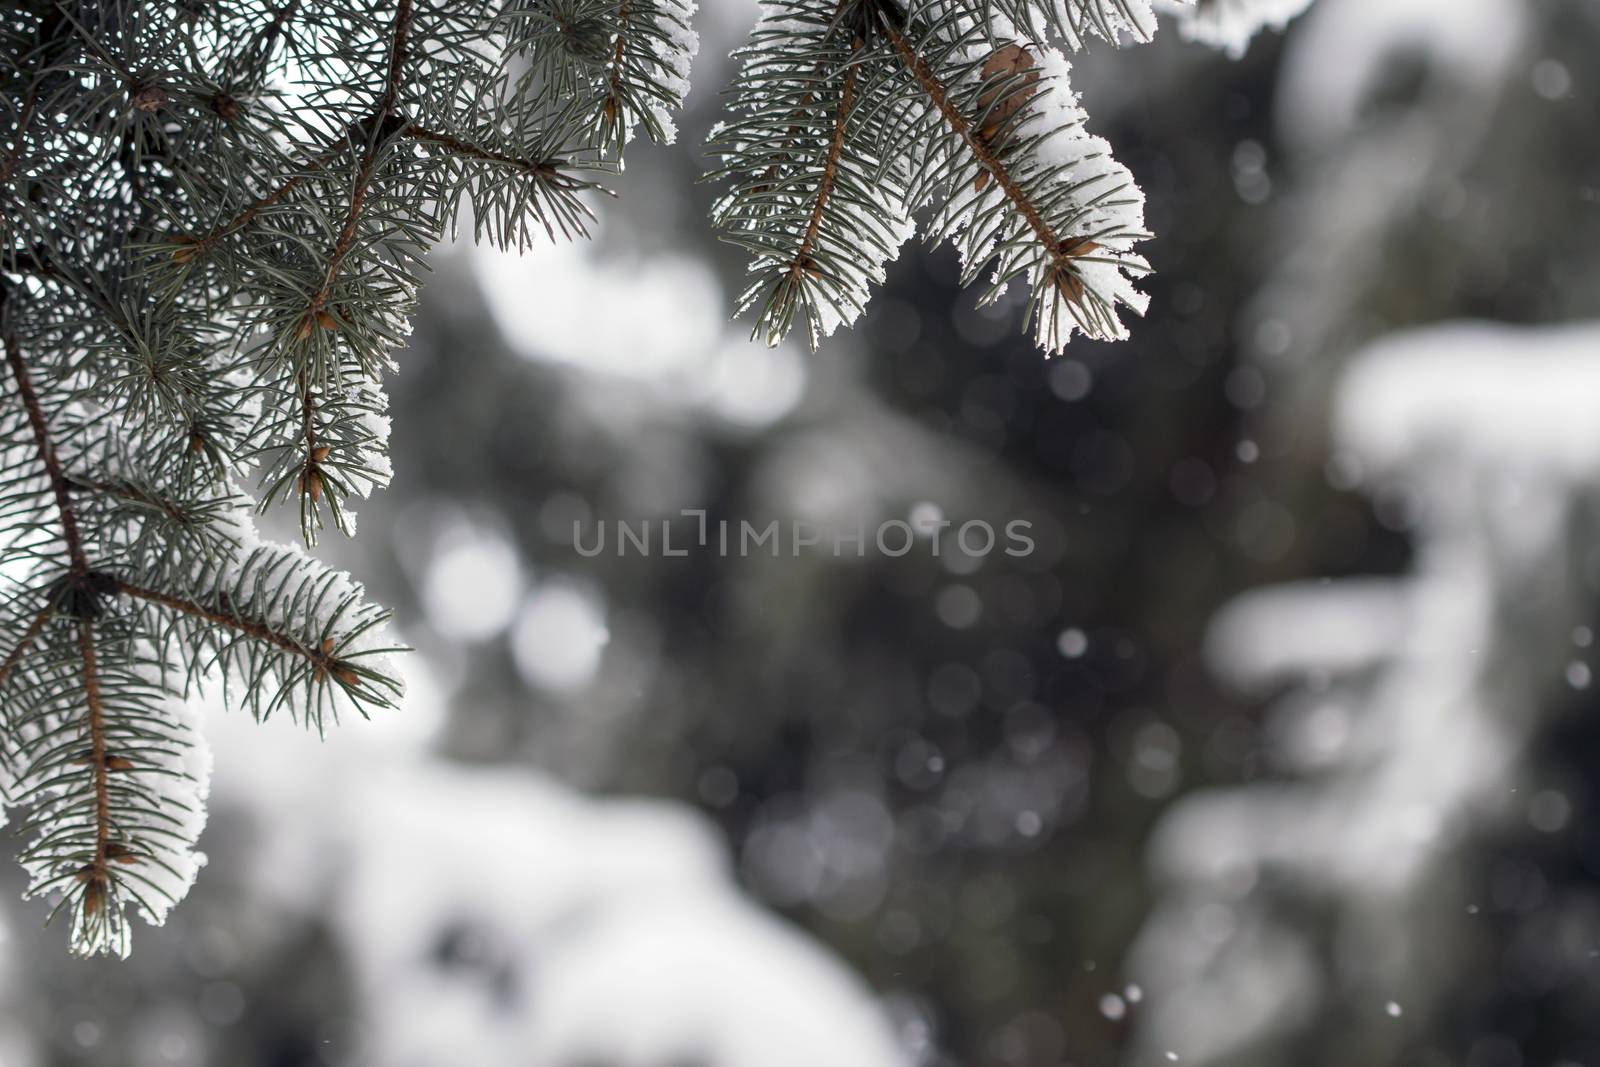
(981, 0, 1156, 50)
(115, 579, 360, 686)
(592, 0, 697, 150)
(305, 0, 413, 318)
(708, 0, 917, 348)
(406, 125, 579, 185)
(4, 288, 126, 952)
(414, 110, 604, 244)
(67, 475, 197, 530)
(8, 308, 122, 901)
(307, 128, 391, 319)
(0, 0, 1171, 962)
(278, 0, 414, 532)
(791, 48, 861, 290)
(878, 17, 1082, 284)
(174, 140, 343, 260)
(602, 0, 635, 144)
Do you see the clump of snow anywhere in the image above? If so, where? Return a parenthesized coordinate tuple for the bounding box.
(1205, 578, 1413, 691)
(1275, 0, 1529, 151)
(1334, 322, 1600, 484)
(1031, 0, 1158, 50)
(642, 0, 701, 145)
(1159, 0, 1312, 59)
(109, 688, 213, 950)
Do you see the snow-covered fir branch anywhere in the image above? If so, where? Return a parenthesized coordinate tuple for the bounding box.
(1, 0, 1301, 956)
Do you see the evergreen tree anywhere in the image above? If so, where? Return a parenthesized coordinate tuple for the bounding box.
(0, 0, 1292, 956)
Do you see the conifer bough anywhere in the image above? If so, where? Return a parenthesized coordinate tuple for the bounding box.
(1, 0, 1294, 955)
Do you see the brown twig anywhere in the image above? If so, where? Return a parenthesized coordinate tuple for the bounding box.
(76, 618, 112, 884)
(116, 579, 353, 682)
(289, 0, 413, 494)
(600, 0, 633, 139)
(308, 0, 413, 309)
(1, 313, 115, 887)
(296, 369, 326, 502)
(186, 0, 411, 271)
(788, 49, 860, 284)
(176, 141, 343, 260)
(379, 0, 413, 109)
(405, 126, 577, 185)
(879, 19, 1075, 275)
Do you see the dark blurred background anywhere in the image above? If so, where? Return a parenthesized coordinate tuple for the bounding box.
(5, 0, 1600, 1064)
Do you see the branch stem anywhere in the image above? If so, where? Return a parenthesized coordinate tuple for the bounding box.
(405, 126, 574, 184)
(76, 618, 112, 879)
(879, 19, 1070, 271)
(116, 579, 345, 674)
(602, 0, 632, 136)
(181, 142, 342, 256)
(307, 0, 413, 314)
(789, 48, 860, 283)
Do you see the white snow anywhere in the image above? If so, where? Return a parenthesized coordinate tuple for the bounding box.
(637, 0, 701, 146)
(1276, 0, 1529, 152)
(1035, 0, 1158, 50)
(1334, 322, 1600, 483)
(1204, 578, 1412, 691)
(1159, 0, 1312, 59)
(122, 690, 214, 935)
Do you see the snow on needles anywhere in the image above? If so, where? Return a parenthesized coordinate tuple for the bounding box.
(8, 671, 214, 959)
(646, 0, 701, 145)
(925, 42, 1151, 352)
(1019, 47, 1152, 348)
